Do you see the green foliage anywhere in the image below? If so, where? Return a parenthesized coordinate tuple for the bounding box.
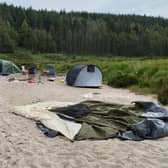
(1, 3, 168, 56)
(107, 73, 138, 88)
(158, 80, 168, 105)
(0, 23, 16, 53)
(1, 51, 168, 104)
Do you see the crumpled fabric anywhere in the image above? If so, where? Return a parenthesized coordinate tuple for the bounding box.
(14, 101, 82, 140)
(16, 100, 168, 141)
(52, 101, 168, 141)
(49, 103, 90, 118)
(51, 101, 142, 140)
(119, 101, 168, 140)
(119, 118, 168, 140)
(36, 122, 61, 138)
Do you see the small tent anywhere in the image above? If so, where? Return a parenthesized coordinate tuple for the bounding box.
(66, 65, 102, 87)
(0, 59, 20, 75)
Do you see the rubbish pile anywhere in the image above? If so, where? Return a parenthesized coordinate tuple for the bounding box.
(14, 100, 168, 141)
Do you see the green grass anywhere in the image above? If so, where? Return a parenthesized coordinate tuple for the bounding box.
(1, 51, 168, 104)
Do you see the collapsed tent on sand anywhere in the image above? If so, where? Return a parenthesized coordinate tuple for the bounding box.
(14, 100, 168, 141)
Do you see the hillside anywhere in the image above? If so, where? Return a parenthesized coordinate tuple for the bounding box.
(0, 3, 168, 56)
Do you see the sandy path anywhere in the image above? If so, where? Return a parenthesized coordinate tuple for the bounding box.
(0, 76, 167, 168)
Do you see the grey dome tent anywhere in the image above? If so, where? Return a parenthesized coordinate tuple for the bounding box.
(66, 65, 102, 87)
(0, 59, 20, 75)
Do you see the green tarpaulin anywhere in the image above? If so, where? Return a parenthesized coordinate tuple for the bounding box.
(53, 101, 143, 140)
(15, 100, 168, 141)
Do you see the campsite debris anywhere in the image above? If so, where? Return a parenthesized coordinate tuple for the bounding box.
(42, 65, 55, 76)
(83, 93, 93, 99)
(36, 122, 61, 138)
(48, 77, 56, 82)
(14, 100, 168, 141)
(14, 101, 81, 140)
(7, 74, 29, 82)
(28, 79, 34, 84)
(50, 103, 90, 118)
(93, 92, 101, 95)
(8, 77, 16, 82)
(37, 74, 44, 84)
(18, 78, 29, 81)
(59, 79, 64, 83)
(21, 65, 28, 75)
(28, 64, 36, 80)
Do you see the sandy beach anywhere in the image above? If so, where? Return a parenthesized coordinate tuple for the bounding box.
(0, 76, 168, 168)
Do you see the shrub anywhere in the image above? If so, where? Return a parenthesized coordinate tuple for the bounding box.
(158, 81, 168, 105)
(108, 73, 138, 88)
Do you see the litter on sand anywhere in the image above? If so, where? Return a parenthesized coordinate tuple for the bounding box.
(48, 77, 56, 81)
(14, 100, 168, 141)
(82, 93, 93, 99)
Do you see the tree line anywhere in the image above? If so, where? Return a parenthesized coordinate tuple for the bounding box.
(0, 3, 168, 56)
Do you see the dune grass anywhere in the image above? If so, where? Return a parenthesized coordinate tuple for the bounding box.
(0, 51, 168, 104)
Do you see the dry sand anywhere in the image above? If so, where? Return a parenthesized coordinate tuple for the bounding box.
(0, 75, 168, 168)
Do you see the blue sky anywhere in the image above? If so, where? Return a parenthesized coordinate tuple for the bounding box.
(0, 0, 168, 18)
